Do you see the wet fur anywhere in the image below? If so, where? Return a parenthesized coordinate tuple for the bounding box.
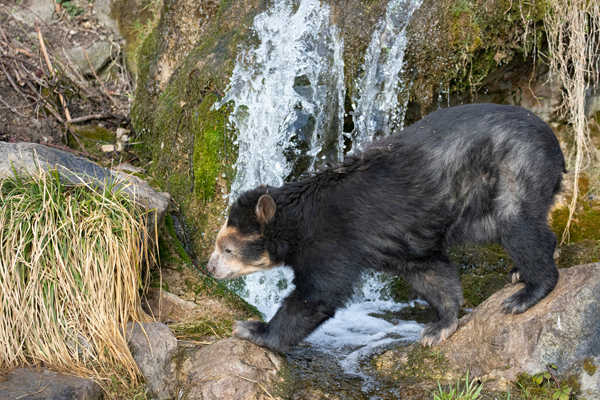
(215, 104, 565, 352)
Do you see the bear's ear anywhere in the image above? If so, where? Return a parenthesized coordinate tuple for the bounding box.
(255, 194, 276, 225)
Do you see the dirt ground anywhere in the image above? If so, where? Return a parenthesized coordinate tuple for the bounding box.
(0, 0, 135, 155)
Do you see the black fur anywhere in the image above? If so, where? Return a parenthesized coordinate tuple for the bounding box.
(226, 104, 565, 351)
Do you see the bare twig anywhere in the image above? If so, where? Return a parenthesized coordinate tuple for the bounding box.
(0, 62, 29, 103)
(36, 22, 71, 121)
(15, 384, 50, 399)
(67, 113, 114, 124)
(234, 374, 275, 399)
(0, 54, 43, 72)
(547, 365, 561, 389)
(82, 48, 118, 108)
(0, 98, 26, 117)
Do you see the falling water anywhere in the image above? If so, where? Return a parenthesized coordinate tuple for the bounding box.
(215, 0, 423, 391)
(351, 0, 422, 151)
(214, 0, 345, 199)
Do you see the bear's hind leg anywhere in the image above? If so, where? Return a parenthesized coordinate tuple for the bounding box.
(500, 218, 559, 314)
(405, 256, 463, 347)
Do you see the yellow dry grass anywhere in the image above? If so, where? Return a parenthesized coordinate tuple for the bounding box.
(0, 169, 153, 383)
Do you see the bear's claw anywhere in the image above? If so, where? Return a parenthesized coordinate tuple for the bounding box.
(419, 318, 458, 347)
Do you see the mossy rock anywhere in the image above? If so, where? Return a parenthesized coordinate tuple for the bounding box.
(404, 0, 547, 112)
(373, 344, 449, 381)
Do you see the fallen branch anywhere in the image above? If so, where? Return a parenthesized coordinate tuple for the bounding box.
(36, 22, 71, 121)
(0, 62, 29, 103)
(67, 113, 114, 124)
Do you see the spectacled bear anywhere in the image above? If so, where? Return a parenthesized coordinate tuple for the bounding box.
(208, 103, 565, 352)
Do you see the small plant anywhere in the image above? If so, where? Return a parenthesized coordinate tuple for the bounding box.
(531, 364, 573, 400)
(433, 371, 483, 400)
(56, 0, 84, 16)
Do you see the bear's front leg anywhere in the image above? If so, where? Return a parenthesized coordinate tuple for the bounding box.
(233, 288, 335, 352)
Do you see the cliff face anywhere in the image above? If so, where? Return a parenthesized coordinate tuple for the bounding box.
(130, 0, 555, 254)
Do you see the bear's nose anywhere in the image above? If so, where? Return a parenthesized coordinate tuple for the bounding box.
(207, 254, 218, 274)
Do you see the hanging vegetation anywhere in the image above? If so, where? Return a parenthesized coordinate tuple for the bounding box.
(544, 0, 600, 243)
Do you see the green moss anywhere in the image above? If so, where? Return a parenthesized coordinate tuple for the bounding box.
(387, 275, 415, 303)
(391, 345, 449, 380)
(450, 243, 513, 273)
(66, 124, 116, 158)
(189, 94, 232, 201)
(447, 243, 513, 308)
(157, 235, 174, 263)
(70, 125, 115, 142)
(583, 358, 597, 376)
(551, 203, 600, 243)
(556, 240, 600, 269)
(169, 317, 234, 340)
(461, 272, 508, 308)
(406, 0, 547, 111)
(164, 213, 192, 264)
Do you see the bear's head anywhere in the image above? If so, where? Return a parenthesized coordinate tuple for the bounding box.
(207, 191, 280, 279)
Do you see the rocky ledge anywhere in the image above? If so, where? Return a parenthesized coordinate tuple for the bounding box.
(375, 263, 600, 398)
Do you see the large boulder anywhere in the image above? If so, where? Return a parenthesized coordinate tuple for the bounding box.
(181, 338, 285, 400)
(127, 321, 286, 400)
(375, 263, 600, 396)
(127, 322, 179, 400)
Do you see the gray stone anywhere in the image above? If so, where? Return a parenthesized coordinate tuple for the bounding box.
(378, 263, 600, 392)
(127, 322, 178, 400)
(11, 0, 55, 26)
(94, 0, 122, 35)
(586, 89, 600, 119)
(181, 338, 284, 400)
(0, 142, 170, 233)
(0, 367, 102, 400)
(65, 42, 113, 76)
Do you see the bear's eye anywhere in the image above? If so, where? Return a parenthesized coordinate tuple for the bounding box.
(224, 247, 233, 255)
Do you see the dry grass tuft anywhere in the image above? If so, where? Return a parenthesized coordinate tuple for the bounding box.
(0, 169, 153, 383)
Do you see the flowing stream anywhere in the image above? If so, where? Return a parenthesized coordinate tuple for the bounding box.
(215, 0, 423, 395)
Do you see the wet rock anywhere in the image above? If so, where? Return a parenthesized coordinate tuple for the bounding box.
(0, 367, 102, 400)
(127, 322, 178, 400)
(65, 42, 113, 76)
(10, 0, 55, 26)
(181, 338, 285, 400)
(0, 142, 170, 233)
(377, 263, 600, 392)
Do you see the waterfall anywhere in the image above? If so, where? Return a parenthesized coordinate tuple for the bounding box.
(351, 0, 422, 152)
(215, 0, 346, 200)
(215, 0, 423, 382)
